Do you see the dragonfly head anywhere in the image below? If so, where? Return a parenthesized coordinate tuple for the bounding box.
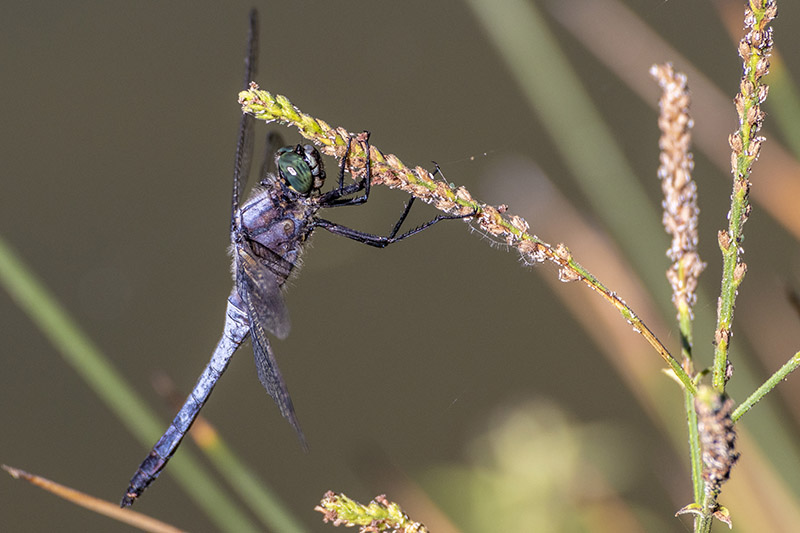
(276, 144, 325, 196)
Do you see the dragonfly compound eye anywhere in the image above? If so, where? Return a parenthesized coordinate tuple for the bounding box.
(277, 149, 314, 194)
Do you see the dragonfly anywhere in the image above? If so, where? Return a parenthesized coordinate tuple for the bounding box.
(120, 9, 472, 507)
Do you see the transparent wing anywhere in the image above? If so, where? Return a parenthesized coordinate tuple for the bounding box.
(235, 239, 305, 447)
(235, 238, 291, 338)
(260, 131, 286, 183)
(248, 306, 305, 447)
(231, 10, 259, 230)
(241, 10, 258, 91)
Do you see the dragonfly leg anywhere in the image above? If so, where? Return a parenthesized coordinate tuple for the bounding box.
(316, 131, 476, 246)
(313, 206, 473, 248)
(319, 132, 373, 207)
(337, 135, 352, 190)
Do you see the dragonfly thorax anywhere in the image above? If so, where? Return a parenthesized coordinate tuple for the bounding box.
(274, 144, 325, 196)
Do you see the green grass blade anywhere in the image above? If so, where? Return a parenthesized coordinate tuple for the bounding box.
(463, 0, 673, 317)
(0, 235, 260, 533)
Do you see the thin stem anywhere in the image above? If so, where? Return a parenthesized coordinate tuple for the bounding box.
(679, 301, 703, 503)
(732, 351, 800, 422)
(3, 465, 183, 533)
(695, 514, 714, 533)
(684, 380, 703, 505)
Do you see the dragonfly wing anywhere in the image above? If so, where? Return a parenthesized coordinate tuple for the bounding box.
(235, 239, 306, 447)
(259, 131, 285, 183)
(235, 237, 291, 339)
(249, 307, 306, 447)
(230, 10, 258, 226)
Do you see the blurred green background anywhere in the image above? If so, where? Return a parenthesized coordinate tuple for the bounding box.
(3, 1, 800, 531)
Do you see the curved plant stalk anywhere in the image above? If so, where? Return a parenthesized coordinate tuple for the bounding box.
(239, 86, 695, 395)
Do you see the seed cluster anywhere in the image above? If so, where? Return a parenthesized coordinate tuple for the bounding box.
(695, 387, 739, 500)
(650, 63, 704, 319)
(726, 0, 775, 231)
(315, 491, 428, 533)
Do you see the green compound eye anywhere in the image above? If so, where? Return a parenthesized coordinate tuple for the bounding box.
(277, 149, 313, 194)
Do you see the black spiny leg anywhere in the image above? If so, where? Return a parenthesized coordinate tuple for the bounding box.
(314, 206, 471, 249)
(314, 132, 475, 248)
(319, 133, 374, 208)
